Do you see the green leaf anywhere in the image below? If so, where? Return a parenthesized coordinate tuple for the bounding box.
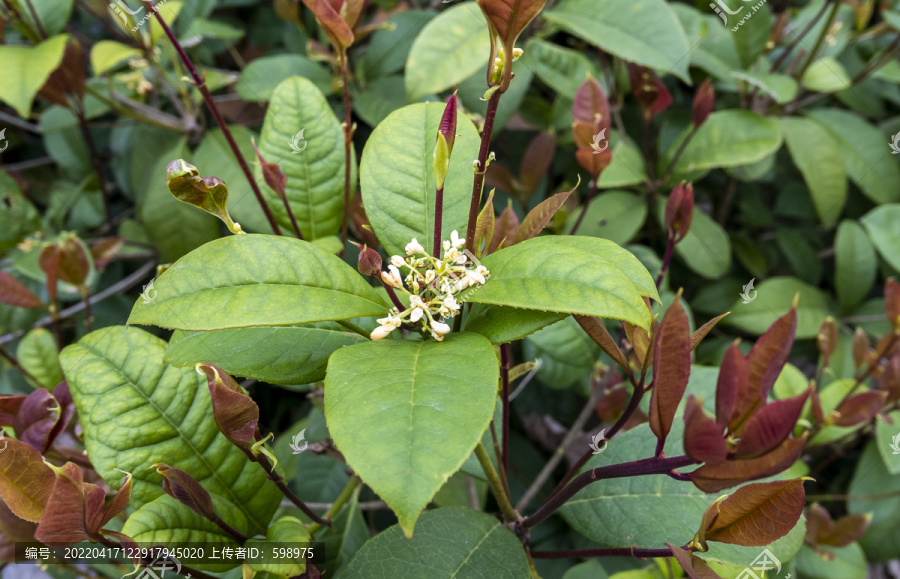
(662, 111, 783, 178)
(325, 333, 499, 537)
(122, 494, 242, 572)
(861, 204, 900, 273)
(772, 363, 811, 400)
(352, 76, 407, 127)
(15, 0, 74, 37)
(524, 38, 596, 97)
(597, 132, 647, 188)
(563, 561, 609, 579)
(834, 220, 877, 311)
(567, 190, 647, 244)
(468, 236, 659, 329)
(730, 0, 773, 68)
(806, 109, 900, 204)
(16, 328, 63, 389)
(464, 304, 566, 344)
(165, 325, 367, 385)
(724, 277, 835, 338)
(558, 420, 805, 570)
(320, 487, 368, 576)
(361, 10, 435, 79)
(255, 77, 353, 238)
(779, 117, 847, 227)
(731, 71, 798, 104)
(360, 102, 481, 257)
(247, 516, 310, 577)
(849, 441, 900, 562)
(59, 326, 281, 535)
(405, 2, 491, 100)
(795, 543, 867, 579)
(803, 57, 852, 93)
(875, 410, 900, 475)
(128, 235, 387, 331)
(343, 507, 530, 577)
(673, 4, 741, 81)
(237, 55, 331, 101)
(543, 0, 691, 82)
(0, 34, 69, 118)
(523, 317, 599, 390)
(90, 40, 142, 75)
(654, 198, 732, 279)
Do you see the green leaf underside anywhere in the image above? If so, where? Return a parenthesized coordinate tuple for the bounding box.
(343, 507, 530, 577)
(255, 76, 353, 238)
(165, 324, 367, 385)
(60, 326, 280, 535)
(360, 102, 481, 258)
(467, 236, 659, 330)
(325, 333, 499, 537)
(128, 235, 388, 331)
(464, 304, 567, 344)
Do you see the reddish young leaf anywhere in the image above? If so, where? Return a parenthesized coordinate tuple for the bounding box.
(154, 464, 217, 520)
(519, 132, 556, 196)
(832, 390, 888, 427)
(476, 0, 549, 90)
(575, 146, 613, 179)
(817, 317, 839, 367)
(37, 245, 60, 305)
(438, 92, 459, 156)
(575, 315, 629, 372)
(703, 479, 807, 547)
(13, 389, 61, 454)
(511, 184, 576, 244)
(666, 543, 723, 579)
(474, 189, 496, 257)
(649, 293, 691, 448)
(628, 64, 672, 121)
(302, 0, 355, 48)
(47, 381, 75, 452)
(880, 354, 900, 404)
(487, 203, 520, 254)
(95, 472, 132, 532)
(573, 76, 610, 135)
(819, 513, 871, 548)
(691, 79, 715, 127)
(683, 395, 727, 465)
(0, 438, 56, 522)
(349, 195, 379, 249)
(735, 388, 811, 458)
(35, 462, 90, 547)
(690, 435, 807, 493)
(485, 164, 519, 196)
(90, 237, 125, 271)
(355, 243, 382, 277)
(0, 272, 44, 309)
(38, 39, 86, 108)
(690, 312, 729, 352)
(716, 341, 747, 427)
(56, 236, 90, 288)
(0, 395, 27, 426)
(885, 278, 900, 330)
(252, 140, 289, 200)
(852, 327, 869, 369)
(664, 182, 694, 242)
(810, 390, 826, 425)
(197, 363, 259, 460)
(339, 0, 365, 30)
(804, 503, 833, 547)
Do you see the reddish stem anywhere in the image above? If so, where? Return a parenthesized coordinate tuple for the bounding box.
(433, 187, 444, 256)
(465, 91, 502, 250)
(569, 178, 598, 235)
(655, 234, 676, 289)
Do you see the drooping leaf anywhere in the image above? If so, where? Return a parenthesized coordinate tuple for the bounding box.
(343, 508, 530, 577)
(511, 185, 576, 244)
(325, 333, 499, 537)
(128, 235, 388, 331)
(703, 479, 807, 547)
(0, 271, 44, 309)
(0, 438, 55, 523)
(361, 102, 481, 257)
(690, 435, 807, 493)
(196, 364, 259, 459)
(649, 294, 692, 447)
(59, 326, 280, 535)
(468, 236, 659, 329)
(0, 34, 69, 118)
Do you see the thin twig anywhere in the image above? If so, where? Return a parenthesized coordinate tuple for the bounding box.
(339, 49, 353, 254)
(465, 91, 502, 250)
(254, 452, 331, 527)
(0, 345, 42, 386)
(474, 441, 519, 523)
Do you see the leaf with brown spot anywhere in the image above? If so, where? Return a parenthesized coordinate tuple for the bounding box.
(649, 293, 691, 447)
(511, 183, 577, 245)
(683, 395, 727, 465)
(690, 435, 807, 493)
(735, 388, 811, 458)
(691, 312, 729, 352)
(832, 390, 888, 427)
(0, 272, 44, 309)
(703, 479, 806, 547)
(666, 543, 723, 579)
(0, 438, 55, 522)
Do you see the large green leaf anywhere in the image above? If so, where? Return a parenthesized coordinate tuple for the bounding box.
(567, 190, 647, 244)
(325, 332, 499, 537)
(543, 0, 691, 82)
(806, 109, 900, 205)
(875, 410, 900, 475)
(467, 236, 659, 330)
(255, 77, 353, 238)
(849, 441, 900, 562)
(128, 235, 388, 331)
(165, 324, 367, 385)
(654, 199, 732, 279)
(779, 117, 847, 227)
(464, 304, 566, 344)
(834, 220, 877, 311)
(16, 328, 63, 389)
(661, 111, 783, 178)
(59, 326, 281, 535)
(14, 0, 74, 37)
(237, 54, 331, 101)
(731, 71, 798, 104)
(405, 2, 491, 100)
(558, 420, 806, 572)
(597, 132, 647, 188)
(360, 102, 481, 257)
(343, 507, 530, 577)
(861, 204, 900, 273)
(523, 317, 599, 390)
(0, 34, 68, 118)
(524, 38, 597, 97)
(729, 0, 773, 68)
(724, 277, 835, 338)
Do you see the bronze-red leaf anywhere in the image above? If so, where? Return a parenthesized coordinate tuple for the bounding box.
(690, 435, 807, 493)
(683, 395, 727, 465)
(649, 293, 692, 448)
(832, 390, 888, 427)
(735, 388, 811, 458)
(703, 479, 807, 547)
(716, 341, 746, 427)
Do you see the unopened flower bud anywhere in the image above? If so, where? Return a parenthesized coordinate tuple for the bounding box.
(405, 239, 425, 255)
(356, 243, 382, 277)
(381, 265, 404, 288)
(370, 325, 393, 340)
(817, 317, 838, 367)
(692, 79, 715, 127)
(431, 319, 451, 336)
(664, 182, 694, 242)
(852, 327, 870, 369)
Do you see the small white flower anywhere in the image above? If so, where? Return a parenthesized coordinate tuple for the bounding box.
(450, 230, 465, 249)
(381, 265, 404, 288)
(445, 248, 461, 263)
(424, 270, 436, 284)
(431, 319, 451, 336)
(475, 265, 489, 278)
(443, 295, 460, 315)
(465, 268, 486, 285)
(405, 238, 425, 255)
(370, 325, 394, 340)
(391, 255, 406, 268)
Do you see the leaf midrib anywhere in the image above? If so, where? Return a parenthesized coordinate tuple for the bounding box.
(448, 522, 503, 578)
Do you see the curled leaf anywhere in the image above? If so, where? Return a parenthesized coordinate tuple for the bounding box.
(153, 463, 217, 521)
(165, 160, 243, 235)
(703, 479, 807, 547)
(197, 363, 260, 460)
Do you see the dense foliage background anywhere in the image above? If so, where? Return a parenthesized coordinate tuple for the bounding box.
(2, 0, 900, 577)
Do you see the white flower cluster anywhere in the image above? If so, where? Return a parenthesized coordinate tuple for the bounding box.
(372, 230, 490, 342)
